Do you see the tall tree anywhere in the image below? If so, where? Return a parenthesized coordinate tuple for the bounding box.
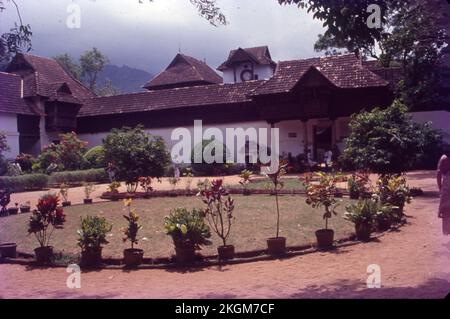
(278, 0, 448, 109)
(53, 53, 82, 81)
(79, 47, 109, 91)
(0, 0, 32, 69)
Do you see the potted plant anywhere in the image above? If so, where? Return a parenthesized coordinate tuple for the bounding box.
(83, 182, 96, 204)
(138, 176, 153, 198)
(239, 169, 252, 196)
(200, 179, 236, 260)
(20, 201, 31, 213)
(77, 215, 112, 267)
(7, 203, 19, 215)
(0, 189, 10, 217)
(59, 183, 71, 207)
(304, 172, 342, 249)
(121, 198, 144, 266)
(347, 172, 370, 200)
(262, 160, 288, 256)
(164, 208, 211, 264)
(107, 181, 121, 201)
(344, 198, 379, 241)
(377, 175, 411, 223)
(27, 193, 66, 264)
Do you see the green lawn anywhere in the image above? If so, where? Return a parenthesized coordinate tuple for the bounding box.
(0, 195, 355, 259)
(226, 177, 306, 191)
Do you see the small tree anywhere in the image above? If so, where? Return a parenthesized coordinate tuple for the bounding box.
(304, 172, 341, 230)
(262, 160, 288, 238)
(341, 100, 443, 174)
(121, 199, 142, 250)
(200, 179, 235, 247)
(103, 126, 170, 191)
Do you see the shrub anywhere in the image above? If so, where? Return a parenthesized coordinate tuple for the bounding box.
(38, 132, 88, 172)
(199, 179, 235, 246)
(15, 153, 36, 172)
(0, 174, 49, 192)
(191, 139, 230, 176)
(376, 175, 411, 221)
(341, 100, 443, 174)
(304, 172, 342, 230)
(164, 208, 211, 250)
(77, 215, 112, 251)
(121, 199, 142, 249)
(28, 193, 66, 248)
(83, 146, 105, 169)
(103, 126, 170, 189)
(49, 169, 108, 185)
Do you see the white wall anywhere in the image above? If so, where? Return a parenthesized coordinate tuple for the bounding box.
(222, 64, 274, 83)
(411, 111, 450, 144)
(0, 112, 20, 160)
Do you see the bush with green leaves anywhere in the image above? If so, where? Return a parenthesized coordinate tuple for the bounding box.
(77, 215, 112, 251)
(191, 139, 230, 176)
(38, 132, 88, 172)
(103, 126, 170, 189)
(0, 174, 48, 192)
(341, 100, 443, 174)
(164, 208, 212, 250)
(83, 146, 105, 169)
(15, 153, 36, 173)
(48, 169, 108, 185)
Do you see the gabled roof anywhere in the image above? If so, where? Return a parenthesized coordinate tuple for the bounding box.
(6, 53, 95, 101)
(0, 72, 34, 115)
(79, 80, 264, 117)
(217, 46, 276, 71)
(251, 54, 389, 96)
(143, 53, 222, 90)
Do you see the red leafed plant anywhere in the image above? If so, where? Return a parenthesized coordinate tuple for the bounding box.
(28, 193, 66, 247)
(199, 179, 235, 246)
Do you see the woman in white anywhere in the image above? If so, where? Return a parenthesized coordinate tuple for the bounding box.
(437, 150, 450, 235)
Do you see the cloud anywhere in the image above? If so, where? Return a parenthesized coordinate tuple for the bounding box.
(1, 0, 325, 74)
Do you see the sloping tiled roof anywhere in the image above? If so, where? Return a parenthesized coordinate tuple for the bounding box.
(79, 80, 265, 117)
(252, 54, 389, 96)
(6, 53, 95, 101)
(143, 54, 222, 90)
(217, 46, 276, 71)
(0, 72, 34, 115)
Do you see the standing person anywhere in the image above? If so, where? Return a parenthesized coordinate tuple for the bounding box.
(324, 149, 333, 171)
(437, 150, 450, 235)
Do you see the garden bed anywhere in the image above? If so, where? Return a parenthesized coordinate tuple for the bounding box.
(0, 195, 356, 260)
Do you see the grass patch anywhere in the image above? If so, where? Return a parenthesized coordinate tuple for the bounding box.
(0, 195, 355, 259)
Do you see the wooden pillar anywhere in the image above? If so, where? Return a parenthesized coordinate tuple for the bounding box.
(301, 119, 308, 154)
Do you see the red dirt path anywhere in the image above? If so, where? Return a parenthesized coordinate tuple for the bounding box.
(1, 171, 449, 298)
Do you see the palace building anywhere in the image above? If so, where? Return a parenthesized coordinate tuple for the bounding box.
(1, 46, 449, 162)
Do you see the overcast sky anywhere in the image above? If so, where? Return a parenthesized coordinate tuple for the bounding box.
(1, 0, 325, 74)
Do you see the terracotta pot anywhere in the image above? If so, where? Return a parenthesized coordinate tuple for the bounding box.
(267, 237, 286, 256)
(217, 245, 235, 260)
(123, 248, 144, 267)
(83, 198, 93, 204)
(376, 218, 392, 232)
(355, 223, 372, 241)
(81, 247, 102, 267)
(62, 201, 71, 207)
(175, 247, 196, 264)
(315, 229, 334, 249)
(20, 206, 31, 213)
(349, 191, 360, 200)
(0, 243, 17, 258)
(7, 207, 19, 215)
(34, 246, 53, 264)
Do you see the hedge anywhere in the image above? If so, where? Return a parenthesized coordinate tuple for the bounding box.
(48, 168, 108, 185)
(0, 174, 49, 192)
